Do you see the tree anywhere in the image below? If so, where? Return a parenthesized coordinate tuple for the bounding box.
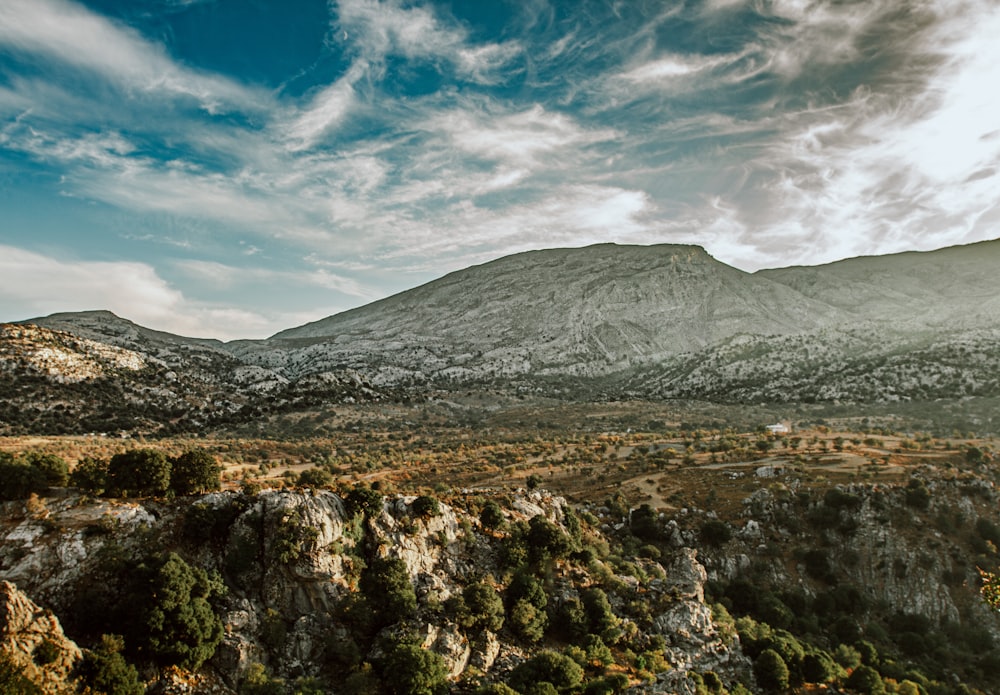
(480, 501, 506, 531)
(582, 587, 621, 644)
(70, 456, 108, 494)
(21, 452, 69, 487)
(345, 486, 383, 517)
(105, 449, 171, 498)
(0, 459, 46, 500)
(508, 650, 584, 693)
(506, 572, 547, 643)
(297, 467, 333, 488)
(170, 449, 221, 496)
(75, 634, 144, 695)
(411, 495, 440, 519)
(361, 557, 416, 627)
(378, 641, 449, 695)
(754, 649, 790, 692)
(846, 665, 886, 695)
(123, 552, 225, 669)
(700, 520, 732, 547)
(458, 581, 504, 633)
(526, 515, 571, 564)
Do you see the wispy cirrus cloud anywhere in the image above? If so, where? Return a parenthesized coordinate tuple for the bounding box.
(2, 0, 1000, 336)
(0, 0, 266, 113)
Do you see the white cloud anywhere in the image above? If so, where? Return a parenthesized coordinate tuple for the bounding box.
(175, 260, 381, 301)
(431, 103, 618, 165)
(0, 0, 266, 112)
(0, 246, 348, 340)
(334, 0, 519, 82)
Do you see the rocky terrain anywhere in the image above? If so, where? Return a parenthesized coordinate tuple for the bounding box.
(1, 449, 998, 694)
(3, 239, 1000, 435)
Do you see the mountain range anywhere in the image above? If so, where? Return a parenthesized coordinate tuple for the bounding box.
(3, 239, 1000, 434)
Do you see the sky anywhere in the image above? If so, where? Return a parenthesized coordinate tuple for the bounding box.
(1, 0, 999, 340)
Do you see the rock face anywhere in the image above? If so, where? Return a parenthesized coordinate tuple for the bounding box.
(2, 479, 998, 694)
(0, 580, 81, 693)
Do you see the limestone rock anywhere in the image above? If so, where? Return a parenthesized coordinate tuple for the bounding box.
(0, 580, 81, 693)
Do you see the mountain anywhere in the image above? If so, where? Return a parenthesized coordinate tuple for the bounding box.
(237, 244, 850, 384)
(757, 239, 1000, 328)
(5, 239, 1000, 434)
(0, 315, 387, 436)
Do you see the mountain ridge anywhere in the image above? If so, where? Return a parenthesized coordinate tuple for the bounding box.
(5, 238, 1000, 434)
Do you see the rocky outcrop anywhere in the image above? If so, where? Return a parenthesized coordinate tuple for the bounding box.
(0, 580, 81, 693)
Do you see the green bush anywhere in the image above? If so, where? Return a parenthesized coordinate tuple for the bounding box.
(700, 519, 732, 546)
(74, 634, 144, 695)
(846, 664, 886, 695)
(526, 515, 572, 564)
(754, 649, 790, 692)
(458, 581, 505, 633)
(412, 495, 441, 519)
(70, 456, 108, 494)
(377, 641, 449, 695)
(479, 501, 506, 531)
(508, 650, 584, 693)
(105, 449, 171, 498)
(170, 449, 222, 495)
(21, 452, 69, 487)
(0, 460, 47, 500)
(297, 467, 333, 488)
(582, 587, 621, 644)
(123, 552, 225, 669)
(361, 557, 416, 627)
(345, 486, 382, 517)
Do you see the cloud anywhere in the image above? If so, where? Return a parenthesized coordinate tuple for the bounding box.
(175, 259, 381, 302)
(0, 246, 331, 340)
(0, 0, 266, 113)
(334, 0, 520, 82)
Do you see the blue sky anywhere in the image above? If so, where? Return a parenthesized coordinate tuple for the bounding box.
(1, 0, 999, 339)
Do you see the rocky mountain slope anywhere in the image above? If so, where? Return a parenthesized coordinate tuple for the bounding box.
(0, 318, 388, 435)
(237, 240, 1000, 402)
(4, 240, 1000, 434)
(2, 468, 998, 694)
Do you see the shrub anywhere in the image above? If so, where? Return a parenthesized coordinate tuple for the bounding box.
(0, 460, 47, 500)
(508, 650, 584, 693)
(297, 467, 333, 488)
(70, 456, 108, 494)
(74, 634, 144, 695)
(411, 495, 441, 519)
(21, 452, 69, 487)
(700, 519, 732, 546)
(905, 478, 931, 510)
(526, 515, 571, 564)
(459, 581, 505, 633)
(582, 587, 621, 644)
(377, 641, 449, 695)
(846, 664, 886, 695)
(754, 649, 790, 692)
(630, 504, 660, 540)
(479, 501, 506, 531)
(123, 552, 225, 669)
(170, 450, 222, 495)
(345, 486, 382, 517)
(361, 557, 416, 627)
(105, 449, 171, 498)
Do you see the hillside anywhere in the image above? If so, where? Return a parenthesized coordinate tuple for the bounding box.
(1, 426, 999, 694)
(5, 239, 1000, 435)
(247, 244, 848, 382)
